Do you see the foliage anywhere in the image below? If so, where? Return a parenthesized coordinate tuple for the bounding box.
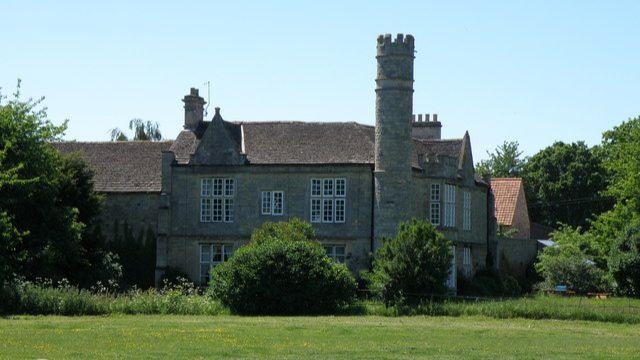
(600, 116, 640, 211)
(109, 118, 162, 141)
(107, 220, 157, 289)
(209, 236, 357, 315)
(609, 225, 640, 297)
(457, 269, 522, 297)
(0, 81, 118, 287)
(364, 219, 452, 305)
(475, 140, 525, 178)
(535, 242, 612, 294)
(522, 141, 612, 229)
(550, 225, 609, 269)
(249, 217, 315, 245)
(0, 277, 224, 316)
(159, 267, 192, 288)
(0, 211, 25, 285)
(496, 224, 518, 239)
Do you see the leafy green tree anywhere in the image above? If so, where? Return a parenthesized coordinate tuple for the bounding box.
(600, 116, 640, 211)
(609, 225, 640, 297)
(536, 242, 612, 294)
(109, 119, 162, 141)
(476, 141, 525, 178)
(364, 219, 452, 305)
(0, 81, 119, 286)
(522, 141, 612, 229)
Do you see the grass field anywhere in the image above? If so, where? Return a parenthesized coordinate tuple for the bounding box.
(2, 315, 640, 359)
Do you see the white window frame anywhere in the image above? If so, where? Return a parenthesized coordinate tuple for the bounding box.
(444, 184, 456, 228)
(310, 178, 346, 224)
(463, 191, 471, 231)
(199, 243, 233, 284)
(201, 178, 235, 223)
(324, 244, 346, 263)
(430, 184, 441, 226)
(462, 246, 472, 278)
(261, 191, 272, 215)
(261, 191, 284, 216)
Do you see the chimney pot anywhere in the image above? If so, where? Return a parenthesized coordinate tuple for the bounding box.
(425, 114, 430, 122)
(418, 114, 423, 122)
(433, 114, 438, 122)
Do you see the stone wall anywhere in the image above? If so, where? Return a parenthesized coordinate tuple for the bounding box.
(157, 163, 374, 284)
(494, 237, 538, 277)
(100, 192, 160, 241)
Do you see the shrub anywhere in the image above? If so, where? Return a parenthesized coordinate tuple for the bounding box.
(536, 242, 612, 294)
(209, 219, 356, 315)
(364, 219, 452, 305)
(249, 217, 315, 245)
(209, 238, 356, 315)
(159, 266, 193, 288)
(458, 269, 522, 297)
(609, 225, 640, 297)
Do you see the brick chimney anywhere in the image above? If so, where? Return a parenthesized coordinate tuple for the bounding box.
(182, 88, 206, 129)
(411, 113, 442, 140)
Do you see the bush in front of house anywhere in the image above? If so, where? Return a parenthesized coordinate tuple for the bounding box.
(536, 242, 612, 294)
(609, 225, 640, 297)
(363, 219, 453, 305)
(208, 220, 357, 315)
(457, 269, 522, 297)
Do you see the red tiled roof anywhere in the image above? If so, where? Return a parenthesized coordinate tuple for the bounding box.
(491, 178, 523, 226)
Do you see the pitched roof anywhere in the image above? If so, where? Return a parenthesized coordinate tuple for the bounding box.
(171, 120, 463, 167)
(51, 141, 173, 193)
(490, 177, 524, 226)
(53, 121, 470, 193)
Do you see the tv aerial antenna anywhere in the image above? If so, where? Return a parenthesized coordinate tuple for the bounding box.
(203, 81, 211, 117)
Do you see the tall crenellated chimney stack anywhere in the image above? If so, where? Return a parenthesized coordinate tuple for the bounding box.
(182, 88, 206, 129)
(411, 113, 442, 140)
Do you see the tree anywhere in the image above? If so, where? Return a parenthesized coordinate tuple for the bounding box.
(476, 141, 525, 178)
(109, 118, 162, 141)
(536, 242, 612, 294)
(521, 141, 612, 229)
(364, 219, 452, 305)
(0, 81, 119, 287)
(609, 225, 640, 297)
(249, 217, 315, 245)
(600, 116, 640, 211)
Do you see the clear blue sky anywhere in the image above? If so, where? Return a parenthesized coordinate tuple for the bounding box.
(2, 1, 638, 161)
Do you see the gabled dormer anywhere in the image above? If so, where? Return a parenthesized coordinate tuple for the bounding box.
(192, 107, 245, 166)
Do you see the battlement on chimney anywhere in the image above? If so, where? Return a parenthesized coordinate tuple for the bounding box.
(411, 113, 442, 140)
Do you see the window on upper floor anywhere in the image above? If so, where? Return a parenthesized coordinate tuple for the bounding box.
(323, 244, 346, 263)
(310, 178, 346, 224)
(199, 243, 233, 284)
(201, 178, 235, 223)
(443, 184, 456, 227)
(261, 191, 285, 216)
(463, 191, 471, 231)
(430, 184, 441, 226)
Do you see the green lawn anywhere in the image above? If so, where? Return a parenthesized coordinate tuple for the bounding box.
(2, 315, 640, 359)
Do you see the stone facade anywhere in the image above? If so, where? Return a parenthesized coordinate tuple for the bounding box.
(56, 34, 496, 290)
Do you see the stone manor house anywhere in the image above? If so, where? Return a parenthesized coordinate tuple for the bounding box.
(55, 34, 496, 289)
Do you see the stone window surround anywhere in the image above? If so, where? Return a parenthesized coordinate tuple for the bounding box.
(462, 190, 472, 231)
(310, 178, 347, 224)
(443, 184, 456, 228)
(429, 183, 441, 226)
(200, 177, 235, 223)
(323, 243, 347, 263)
(199, 242, 233, 284)
(261, 191, 285, 216)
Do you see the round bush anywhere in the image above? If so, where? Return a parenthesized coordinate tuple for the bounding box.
(209, 239, 357, 315)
